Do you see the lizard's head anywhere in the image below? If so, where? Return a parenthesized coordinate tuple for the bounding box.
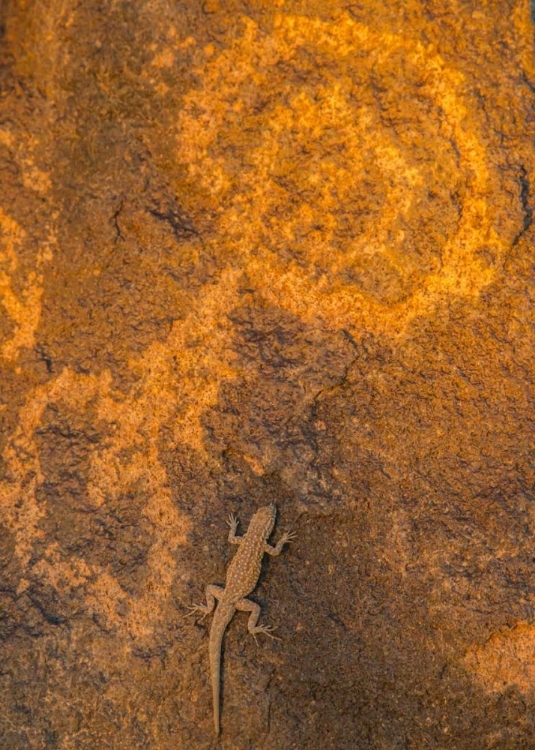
(250, 504, 276, 539)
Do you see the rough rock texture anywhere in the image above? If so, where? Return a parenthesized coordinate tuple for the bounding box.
(0, 1, 534, 748)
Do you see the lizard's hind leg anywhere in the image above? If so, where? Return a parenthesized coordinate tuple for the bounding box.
(186, 584, 224, 620)
(235, 597, 281, 642)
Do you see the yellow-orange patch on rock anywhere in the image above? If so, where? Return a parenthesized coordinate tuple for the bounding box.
(464, 622, 535, 695)
(0, 208, 53, 361)
(0, 365, 192, 643)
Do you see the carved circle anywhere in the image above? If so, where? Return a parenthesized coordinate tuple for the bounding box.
(177, 14, 503, 332)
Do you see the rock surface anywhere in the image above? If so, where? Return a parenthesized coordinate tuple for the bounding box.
(0, 1, 534, 747)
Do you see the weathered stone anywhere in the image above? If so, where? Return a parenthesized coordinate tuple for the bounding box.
(0, 1, 534, 747)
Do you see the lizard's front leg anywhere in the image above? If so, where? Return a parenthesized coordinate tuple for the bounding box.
(265, 530, 297, 556)
(235, 597, 281, 641)
(186, 584, 225, 620)
(227, 512, 241, 545)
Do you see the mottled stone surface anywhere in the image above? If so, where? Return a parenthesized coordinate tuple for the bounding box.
(0, 1, 534, 747)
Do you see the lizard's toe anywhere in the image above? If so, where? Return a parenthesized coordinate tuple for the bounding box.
(254, 624, 282, 641)
(185, 604, 209, 620)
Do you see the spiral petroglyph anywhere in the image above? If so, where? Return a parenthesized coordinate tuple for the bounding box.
(175, 13, 506, 334)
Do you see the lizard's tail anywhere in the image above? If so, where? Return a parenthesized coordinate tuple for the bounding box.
(211, 638, 221, 737)
(209, 605, 234, 736)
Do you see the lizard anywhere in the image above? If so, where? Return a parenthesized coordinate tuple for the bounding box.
(187, 504, 295, 736)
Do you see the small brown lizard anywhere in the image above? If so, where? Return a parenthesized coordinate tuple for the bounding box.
(187, 504, 295, 736)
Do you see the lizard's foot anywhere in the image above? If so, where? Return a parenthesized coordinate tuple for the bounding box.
(280, 530, 297, 545)
(184, 604, 210, 621)
(251, 624, 282, 642)
(227, 512, 239, 533)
